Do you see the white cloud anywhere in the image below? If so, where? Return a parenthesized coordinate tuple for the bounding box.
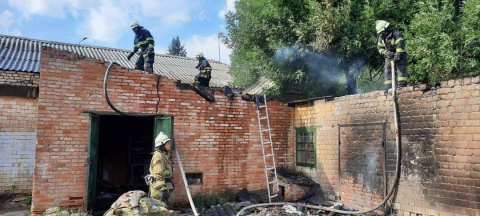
(11, 29, 21, 36)
(185, 34, 232, 64)
(0, 10, 14, 29)
(78, 3, 129, 43)
(219, 0, 236, 18)
(154, 45, 167, 55)
(137, 0, 197, 25)
(198, 11, 206, 21)
(6, 0, 96, 18)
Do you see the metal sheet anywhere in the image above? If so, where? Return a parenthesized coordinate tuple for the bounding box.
(0, 35, 233, 88)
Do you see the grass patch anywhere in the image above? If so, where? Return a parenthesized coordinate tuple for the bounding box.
(192, 189, 237, 209)
(192, 193, 225, 208)
(43, 207, 90, 216)
(24, 196, 32, 205)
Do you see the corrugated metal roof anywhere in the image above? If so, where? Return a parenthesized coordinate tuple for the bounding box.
(0, 35, 233, 88)
(241, 77, 275, 95)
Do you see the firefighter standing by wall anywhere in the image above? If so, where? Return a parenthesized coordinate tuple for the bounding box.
(376, 20, 407, 90)
(194, 52, 212, 87)
(127, 20, 155, 74)
(148, 131, 175, 208)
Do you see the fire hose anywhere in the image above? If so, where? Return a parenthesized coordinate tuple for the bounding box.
(104, 62, 199, 216)
(236, 61, 402, 215)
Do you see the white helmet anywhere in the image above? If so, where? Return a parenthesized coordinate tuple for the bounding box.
(375, 20, 390, 34)
(130, 20, 140, 29)
(154, 132, 170, 148)
(195, 52, 204, 58)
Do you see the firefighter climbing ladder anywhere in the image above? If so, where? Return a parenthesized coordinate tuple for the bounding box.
(255, 94, 279, 203)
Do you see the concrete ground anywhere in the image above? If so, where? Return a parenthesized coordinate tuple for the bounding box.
(0, 206, 30, 216)
(0, 194, 31, 216)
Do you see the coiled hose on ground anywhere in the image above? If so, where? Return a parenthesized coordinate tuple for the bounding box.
(237, 62, 402, 216)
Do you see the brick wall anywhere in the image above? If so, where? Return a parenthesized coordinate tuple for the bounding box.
(31, 48, 294, 214)
(293, 77, 480, 215)
(0, 70, 40, 87)
(0, 96, 38, 194)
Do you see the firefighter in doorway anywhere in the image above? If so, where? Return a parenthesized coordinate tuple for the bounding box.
(147, 131, 174, 208)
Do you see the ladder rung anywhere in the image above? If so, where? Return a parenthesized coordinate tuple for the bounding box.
(269, 194, 278, 198)
(267, 167, 275, 171)
(262, 141, 272, 145)
(259, 116, 268, 120)
(265, 154, 272, 157)
(268, 180, 277, 184)
(259, 105, 266, 108)
(261, 129, 270, 133)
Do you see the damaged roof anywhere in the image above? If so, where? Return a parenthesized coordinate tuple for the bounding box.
(0, 35, 233, 88)
(241, 77, 275, 95)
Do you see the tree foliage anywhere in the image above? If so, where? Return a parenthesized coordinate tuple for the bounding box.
(406, 0, 480, 84)
(224, 0, 480, 97)
(166, 36, 187, 57)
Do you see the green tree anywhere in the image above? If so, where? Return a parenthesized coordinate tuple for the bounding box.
(225, 0, 478, 97)
(225, 0, 344, 97)
(166, 36, 187, 57)
(457, 0, 480, 77)
(407, 0, 480, 85)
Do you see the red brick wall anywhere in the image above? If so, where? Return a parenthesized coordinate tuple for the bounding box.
(0, 96, 37, 194)
(31, 48, 294, 214)
(293, 77, 480, 215)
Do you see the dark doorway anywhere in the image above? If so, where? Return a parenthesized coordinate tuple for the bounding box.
(93, 115, 154, 212)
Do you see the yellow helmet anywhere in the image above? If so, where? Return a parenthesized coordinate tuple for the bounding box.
(375, 20, 390, 34)
(130, 20, 140, 29)
(154, 132, 170, 148)
(195, 52, 204, 58)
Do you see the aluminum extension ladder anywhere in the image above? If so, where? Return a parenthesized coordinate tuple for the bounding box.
(255, 94, 279, 203)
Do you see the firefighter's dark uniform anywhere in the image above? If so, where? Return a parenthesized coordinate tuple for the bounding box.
(131, 26, 155, 73)
(377, 28, 407, 89)
(195, 57, 212, 87)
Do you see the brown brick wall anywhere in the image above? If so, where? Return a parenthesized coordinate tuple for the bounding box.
(293, 77, 480, 215)
(31, 48, 294, 214)
(0, 70, 40, 87)
(0, 96, 38, 194)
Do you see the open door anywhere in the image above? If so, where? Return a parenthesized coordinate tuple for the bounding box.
(87, 114, 100, 210)
(153, 116, 174, 146)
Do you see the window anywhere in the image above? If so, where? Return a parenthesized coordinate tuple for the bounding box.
(296, 127, 316, 168)
(186, 172, 203, 185)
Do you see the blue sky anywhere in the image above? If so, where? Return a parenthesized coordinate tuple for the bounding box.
(0, 0, 234, 64)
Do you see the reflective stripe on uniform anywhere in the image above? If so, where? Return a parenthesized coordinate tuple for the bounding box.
(148, 44, 154, 48)
(396, 48, 405, 53)
(200, 67, 212, 74)
(377, 42, 385, 47)
(379, 48, 386, 54)
(136, 40, 149, 47)
(398, 77, 407, 81)
(395, 37, 403, 45)
(384, 80, 392, 84)
(146, 37, 154, 41)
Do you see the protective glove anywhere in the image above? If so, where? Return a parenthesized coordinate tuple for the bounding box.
(147, 47, 155, 56)
(161, 191, 170, 203)
(394, 52, 401, 61)
(144, 174, 155, 186)
(127, 52, 135, 60)
(385, 51, 394, 59)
